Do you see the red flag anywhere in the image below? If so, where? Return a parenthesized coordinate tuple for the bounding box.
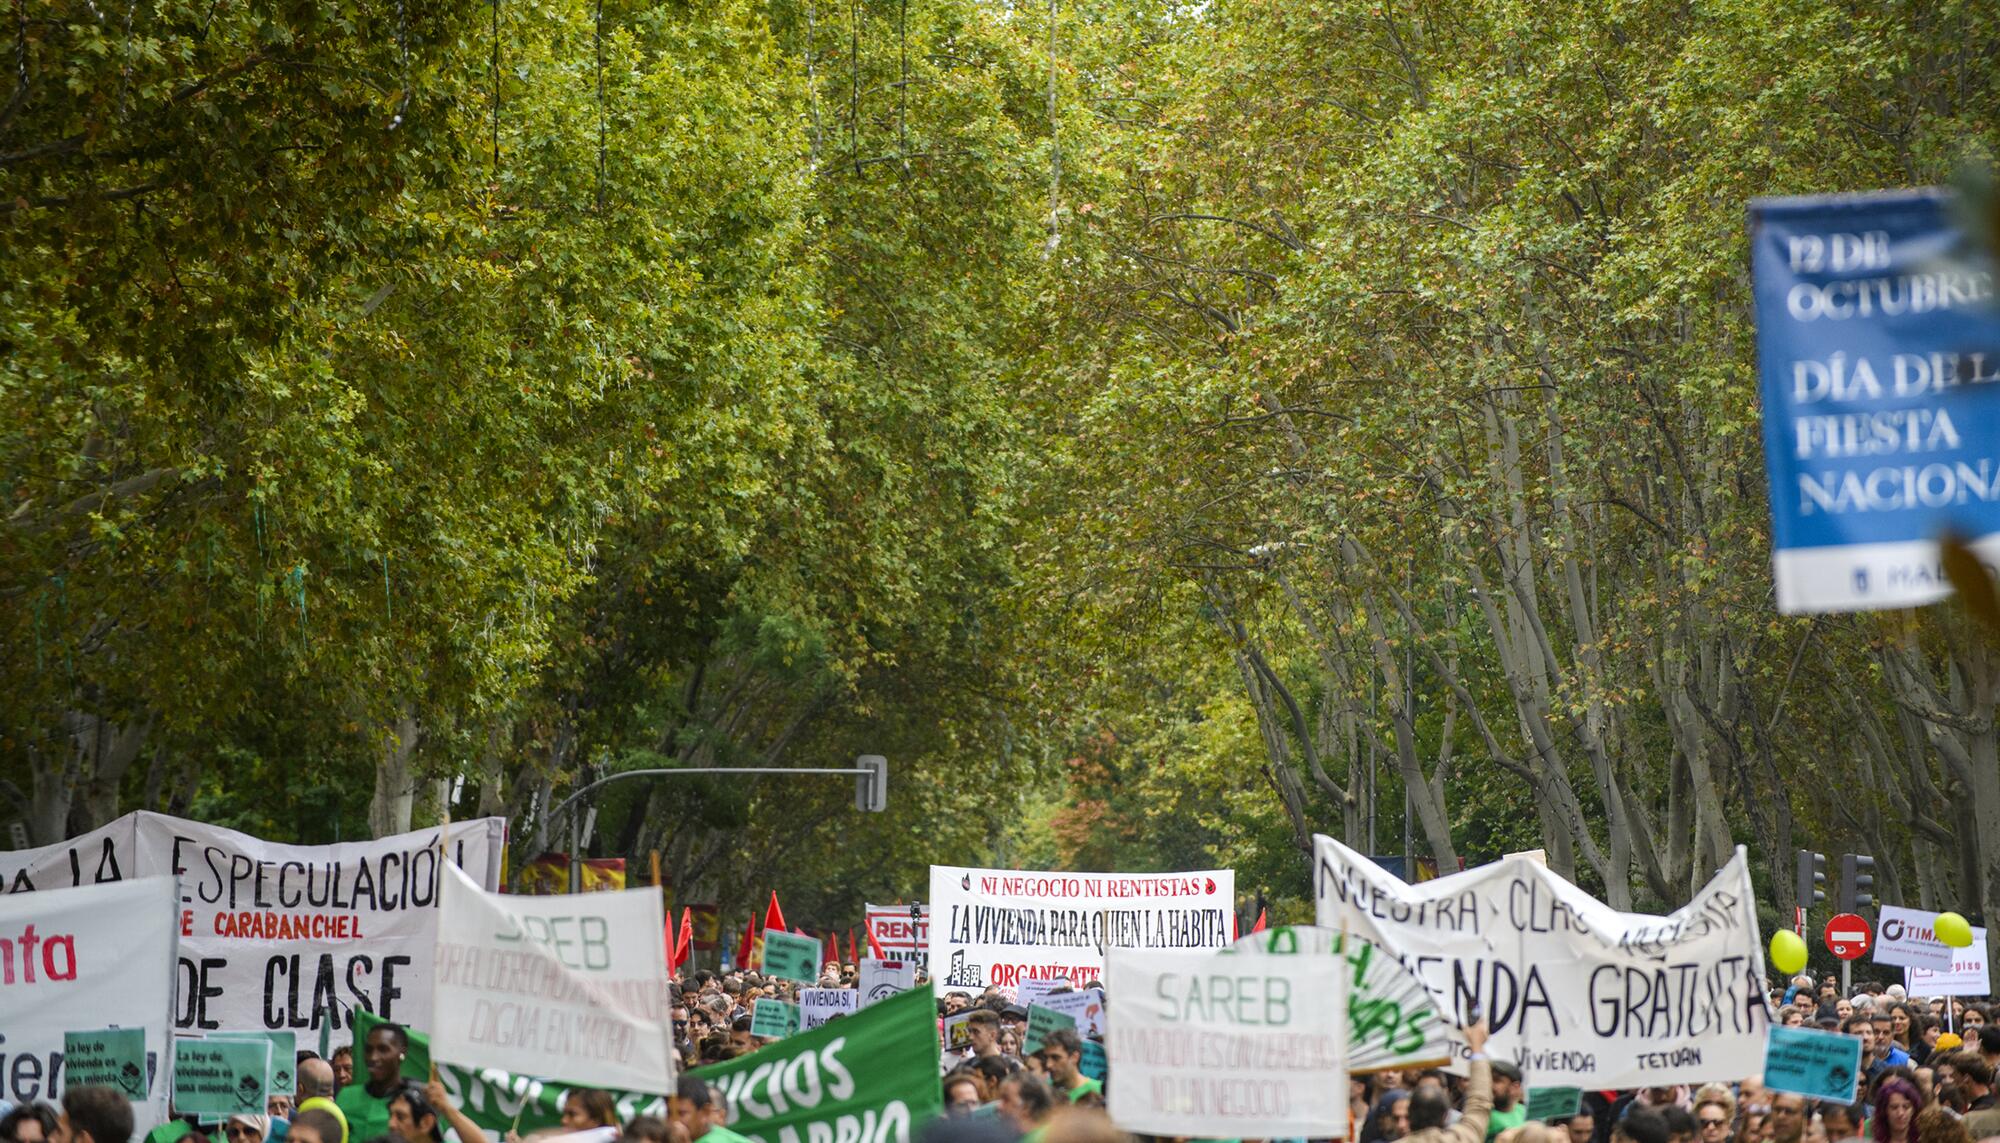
(673, 907, 694, 971)
(764, 890, 787, 934)
(664, 909, 675, 967)
(865, 918, 885, 959)
(735, 914, 756, 967)
(1250, 908, 1268, 934)
(847, 929, 858, 965)
(824, 931, 839, 967)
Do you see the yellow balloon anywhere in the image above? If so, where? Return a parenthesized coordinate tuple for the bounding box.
(1771, 929, 1809, 975)
(1936, 911, 1975, 948)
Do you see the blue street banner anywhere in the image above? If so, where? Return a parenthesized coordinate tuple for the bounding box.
(1764, 1025, 1864, 1102)
(1750, 189, 2000, 612)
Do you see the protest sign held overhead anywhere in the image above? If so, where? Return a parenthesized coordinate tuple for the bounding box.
(864, 904, 928, 964)
(929, 864, 1235, 989)
(2, 875, 178, 1130)
(64, 1029, 149, 1100)
(1314, 834, 1770, 1088)
(693, 984, 942, 1143)
(762, 929, 821, 984)
(1763, 1025, 1864, 1102)
(1106, 947, 1348, 1140)
(0, 811, 506, 1035)
(432, 863, 675, 1094)
(1907, 926, 1990, 997)
(1223, 925, 1450, 1074)
(173, 1037, 271, 1118)
(799, 988, 860, 1029)
(1749, 188, 2000, 613)
(1873, 904, 1957, 971)
(858, 958, 913, 1006)
(752, 999, 801, 1039)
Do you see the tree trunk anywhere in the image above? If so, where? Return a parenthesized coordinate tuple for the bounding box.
(367, 708, 422, 838)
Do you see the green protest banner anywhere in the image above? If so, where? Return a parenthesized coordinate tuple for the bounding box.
(1024, 1004, 1076, 1056)
(762, 930, 822, 985)
(751, 1000, 801, 1040)
(353, 1011, 666, 1135)
(1525, 1087, 1584, 1122)
(65, 1029, 149, 1099)
(694, 984, 942, 1143)
(212, 1031, 297, 1097)
(174, 1039, 271, 1118)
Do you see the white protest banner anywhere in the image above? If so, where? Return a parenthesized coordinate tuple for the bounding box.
(858, 958, 914, 1007)
(1040, 988, 1107, 1038)
(1874, 905, 1956, 971)
(1222, 926, 1450, 1076)
(798, 988, 860, 1030)
(929, 865, 1235, 991)
(0, 811, 506, 1035)
(1106, 948, 1347, 1139)
(1015, 977, 1064, 1008)
(432, 864, 674, 1094)
(865, 904, 929, 963)
(1314, 834, 1770, 1088)
(1907, 928, 1989, 997)
(2, 876, 178, 1132)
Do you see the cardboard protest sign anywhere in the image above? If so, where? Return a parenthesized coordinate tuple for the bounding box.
(694, 985, 943, 1143)
(1024, 1004, 1076, 1056)
(1078, 1040, 1108, 1081)
(751, 1000, 801, 1040)
(1039, 988, 1106, 1038)
(1525, 1088, 1583, 1122)
(799, 988, 860, 1030)
(929, 865, 1235, 991)
(211, 1031, 297, 1097)
(942, 1012, 975, 1053)
(865, 904, 930, 965)
(1874, 905, 1956, 971)
(761, 929, 821, 984)
(1764, 1025, 1864, 1102)
(859, 958, 913, 1006)
(1749, 189, 2000, 613)
(1314, 835, 1770, 1088)
(174, 1037, 271, 1118)
(0, 811, 505, 1036)
(1106, 948, 1347, 1139)
(432, 863, 674, 1094)
(1907, 927, 1990, 997)
(355, 1009, 666, 1138)
(1223, 925, 1450, 1075)
(2, 875, 178, 1131)
(64, 1029, 149, 1099)
(1015, 978, 1064, 1009)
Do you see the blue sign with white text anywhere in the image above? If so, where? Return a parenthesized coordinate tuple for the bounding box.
(1750, 189, 2000, 612)
(1763, 1025, 1863, 1102)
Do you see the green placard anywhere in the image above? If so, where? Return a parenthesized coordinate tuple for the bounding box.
(751, 999, 801, 1040)
(212, 1031, 296, 1096)
(1078, 1039, 1108, 1082)
(65, 1029, 149, 1099)
(762, 930, 821, 984)
(174, 1039, 272, 1118)
(1525, 1087, 1584, 1122)
(695, 986, 943, 1141)
(1024, 1004, 1077, 1056)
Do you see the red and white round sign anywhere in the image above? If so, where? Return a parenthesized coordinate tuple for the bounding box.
(1825, 912, 1873, 960)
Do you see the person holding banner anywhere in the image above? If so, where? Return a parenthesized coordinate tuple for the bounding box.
(1404, 1022, 1492, 1143)
(334, 1026, 407, 1143)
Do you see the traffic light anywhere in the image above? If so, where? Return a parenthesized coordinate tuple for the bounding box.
(1797, 849, 1827, 912)
(1840, 853, 1876, 912)
(855, 754, 888, 813)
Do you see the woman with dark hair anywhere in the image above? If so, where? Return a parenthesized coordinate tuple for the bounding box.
(1874, 1079, 1923, 1143)
(561, 1090, 621, 1137)
(0, 1103, 58, 1143)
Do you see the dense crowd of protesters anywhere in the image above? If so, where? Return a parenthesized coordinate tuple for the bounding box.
(7, 965, 1998, 1143)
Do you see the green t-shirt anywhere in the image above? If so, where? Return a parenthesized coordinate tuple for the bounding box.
(703, 1128, 757, 1143)
(334, 1082, 394, 1143)
(1065, 1077, 1104, 1103)
(1487, 1104, 1527, 1141)
(145, 1122, 194, 1143)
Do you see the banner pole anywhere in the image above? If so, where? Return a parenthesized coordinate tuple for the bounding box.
(433, 800, 449, 1084)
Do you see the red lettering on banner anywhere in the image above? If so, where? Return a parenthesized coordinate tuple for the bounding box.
(0, 925, 80, 985)
(213, 912, 367, 941)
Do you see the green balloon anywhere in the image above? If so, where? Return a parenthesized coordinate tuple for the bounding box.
(1936, 911, 1975, 948)
(1771, 928, 1809, 974)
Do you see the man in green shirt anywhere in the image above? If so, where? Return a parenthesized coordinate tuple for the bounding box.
(1034, 1031, 1102, 1103)
(334, 1024, 408, 1143)
(1484, 1062, 1525, 1141)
